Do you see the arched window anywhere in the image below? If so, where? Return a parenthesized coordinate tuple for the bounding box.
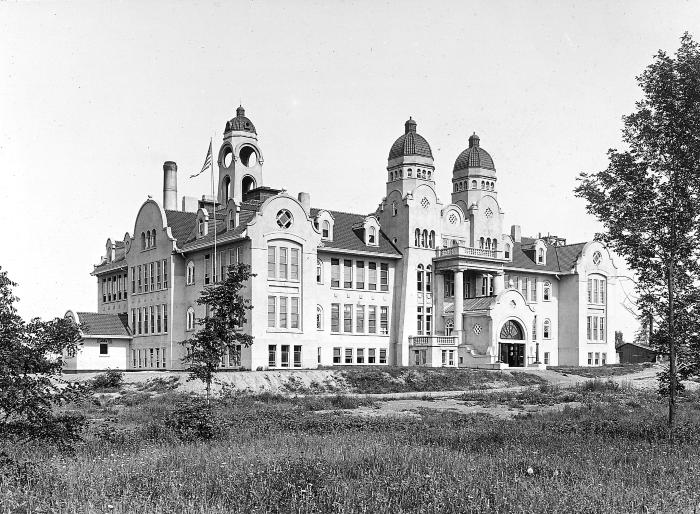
(151, 229, 157, 247)
(198, 218, 205, 236)
(543, 319, 551, 339)
(532, 316, 537, 340)
(500, 320, 524, 340)
(399, 169, 403, 178)
(228, 211, 235, 230)
(481, 180, 485, 189)
(316, 305, 323, 330)
(392, 202, 397, 216)
(426, 265, 432, 293)
(223, 175, 231, 203)
(486, 238, 491, 250)
(186, 307, 195, 331)
(479, 237, 485, 249)
(146, 232, 152, 249)
(505, 243, 511, 259)
(421, 230, 428, 248)
(543, 281, 551, 301)
(444, 318, 454, 336)
(471, 180, 477, 189)
(491, 182, 495, 190)
(316, 259, 323, 284)
(407, 168, 412, 177)
(321, 220, 330, 239)
(428, 171, 432, 180)
(492, 240, 497, 252)
(415, 228, 420, 247)
(538, 248, 545, 264)
(429, 231, 435, 249)
(368, 226, 377, 245)
(389, 172, 394, 181)
(141, 232, 146, 250)
(186, 261, 195, 285)
(417, 264, 424, 292)
(453, 183, 457, 193)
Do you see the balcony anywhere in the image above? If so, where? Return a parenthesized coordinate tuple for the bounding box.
(409, 335, 459, 347)
(436, 245, 503, 260)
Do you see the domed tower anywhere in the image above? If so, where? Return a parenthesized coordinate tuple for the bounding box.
(217, 106, 264, 205)
(386, 117, 435, 198)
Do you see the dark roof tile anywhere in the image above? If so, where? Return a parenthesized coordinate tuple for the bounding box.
(311, 208, 401, 257)
(76, 312, 131, 337)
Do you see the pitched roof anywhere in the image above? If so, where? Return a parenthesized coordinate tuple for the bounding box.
(311, 208, 401, 257)
(76, 312, 131, 337)
(508, 237, 586, 274)
(444, 296, 495, 314)
(179, 202, 261, 251)
(164, 210, 198, 247)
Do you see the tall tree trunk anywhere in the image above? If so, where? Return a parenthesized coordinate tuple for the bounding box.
(668, 261, 676, 440)
(206, 379, 211, 406)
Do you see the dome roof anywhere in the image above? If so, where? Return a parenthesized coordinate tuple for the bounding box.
(224, 106, 257, 134)
(453, 133, 495, 171)
(388, 118, 433, 160)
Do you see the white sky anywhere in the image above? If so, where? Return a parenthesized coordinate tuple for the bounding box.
(2, 1, 698, 340)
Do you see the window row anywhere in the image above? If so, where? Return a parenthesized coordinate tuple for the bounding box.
(267, 296, 300, 330)
(412, 348, 455, 366)
(416, 264, 433, 293)
(141, 229, 157, 250)
(453, 179, 495, 193)
(478, 237, 498, 251)
(587, 277, 607, 305)
(416, 306, 433, 335)
(328, 259, 389, 291)
(186, 247, 242, 286)
(531, 316, 552, 340)
(131, 305, 168, 336)
(388, 167, 432, 182)
(505, 275, 551, 302)
(333, 347, 388, 364)
(586, 316, 606, 341)
(414, 229, 436, 248)
(131, 347, 167, 369)
(330, 304, 389, 335)
(268, 244, 300, 281)
(102, 274, 128, 303)
(268, 344, 303, 368)
(443, 272, 493, 298)
(587, 352, 608, 366)
(131, 260, 169, 294)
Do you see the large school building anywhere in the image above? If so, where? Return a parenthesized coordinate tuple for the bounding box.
(64, 107, 619, 371)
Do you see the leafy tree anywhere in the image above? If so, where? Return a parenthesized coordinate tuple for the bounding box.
(181, 263, 255, 403)
(0, 267, 86, 451)
(614, 330, 624, 346)
(575, 33, 700, 432)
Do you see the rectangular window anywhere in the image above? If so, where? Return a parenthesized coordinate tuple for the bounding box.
(356, 261, 365, 289)
(531, 280, 537, 302)
(99, 341, 108, 355)
(279, 247, 288, 280)
(417, 306, 423, 335)
(602, 352, 607, 365)
(442, 349, 447, 366)
(331, 258, 340, 288)
(357, 348, 364, 364)
(138, 308, 142, 335)
(425, 307, 432, 335)
(205, 254, 211, 284)
(163, 304, 168, 333)
(104, 277, 108, 302)
(368, 306, 377, 333)
(155, 348, 160, 368)
(426, 269, 432, 293)
(291, 297, 299, 329)
(521, 278, 528, 299)
(594, 352, 600, 365)
(138, 265, 142, 293)
(131, 350, 136, 368)
(588, 279, 592, 303)
(293, 345, 302, 368)
(157, 306, 162, 333)
(343, 304, 353, 332)
(345, 348, 353, 364)
(444, 272, 454, 297)
(144, 266, 149, 292)
(600, 280, 606, 304)
(368, 262, 377, 290)
(219, 251, 226, 282)
(163, 259, 168, 288)
(333, 347, 341, 364)
(268, 246, 276, 279)
(356, 305, 365, 333)
(157, 261, 161, 289)
(587, 316, 592, 340)
(380, 306, 389, 335)
(268, 296, 276, 328)
(594, 280, 599, 304)
(368, 348, 376, 364)
(162, 348, 167, 368)
(600, 317, 606, 340)
(587, 352, 593, 365)
(379, 349, 387, 364)
(343, 260, 353, 288)
(149, 348, 154, 368)
(449, 350, 455, 366)
(279, 297, 288, 328)
(380, 263, 389, 291)
(281, 345, 290, 367)
(331, 303, 340, 332)
(131, 267, 135, 293)
(144, 307, 149, 335)
(593, 317, 598, 340)
(268, 345, 277, 367)
(290, 248, 299, 281)
(150, 306, 155, 333)
(418, 269, 424, 292)
(544, 352, 550, 365)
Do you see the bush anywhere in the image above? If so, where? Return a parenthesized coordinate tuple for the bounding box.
(165, 399, 222, 442)
(91, 369, 124, 391)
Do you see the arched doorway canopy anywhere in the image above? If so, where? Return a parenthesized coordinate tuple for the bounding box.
(500, 320, 524, 340)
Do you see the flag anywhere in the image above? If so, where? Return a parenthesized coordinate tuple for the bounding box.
(190, 140, 213, 178)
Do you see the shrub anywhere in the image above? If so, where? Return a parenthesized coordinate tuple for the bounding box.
(165, 398, 222, 442)
(90, 369, 124, 391)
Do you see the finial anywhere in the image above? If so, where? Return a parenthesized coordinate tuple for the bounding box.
(469, 132, 480, 148)
(236, 105, 245, 117)
(405, 117, 417, 134)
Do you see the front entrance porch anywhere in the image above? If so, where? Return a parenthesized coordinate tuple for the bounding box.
(499, 343, 525, 367)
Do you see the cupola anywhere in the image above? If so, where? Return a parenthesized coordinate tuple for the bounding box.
(453, 132, 495, 172)
(388, 117, 433, 161)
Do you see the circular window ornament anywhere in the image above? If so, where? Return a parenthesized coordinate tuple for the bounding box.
(276, 209, 293, 229)
(473, 323, 482, 335)
(449, 213, 458, 224)
(484, 207, 493, 218)
(421, 197, 430, 209)
(593, 251, 602, 266)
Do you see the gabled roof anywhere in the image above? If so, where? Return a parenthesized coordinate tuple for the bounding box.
(311, 208, 401, 257)
(179, 201, 262, 251)
(508, 237, 586, 274)
(76, 312, 131, 338)
(164, 210, 198, 247)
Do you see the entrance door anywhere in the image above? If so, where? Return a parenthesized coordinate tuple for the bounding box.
(499, 343, 525, 367)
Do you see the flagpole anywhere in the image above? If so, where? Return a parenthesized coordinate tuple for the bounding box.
(211, 136, 217, 283)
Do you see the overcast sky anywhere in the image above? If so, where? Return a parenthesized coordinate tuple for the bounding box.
(2, 1, 698, 339)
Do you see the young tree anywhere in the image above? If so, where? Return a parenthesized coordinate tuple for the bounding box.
(575, 33, 700, 432)
(0, 267, 86, 451)
(181, 263, 255, 403)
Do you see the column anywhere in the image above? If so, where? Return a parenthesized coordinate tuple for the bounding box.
(453, 270, 463, 341)
(493, 272, 505, 295)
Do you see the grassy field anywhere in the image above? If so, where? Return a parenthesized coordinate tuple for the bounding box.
(3, 378, 700, 513)
(548, 362, 655, 378)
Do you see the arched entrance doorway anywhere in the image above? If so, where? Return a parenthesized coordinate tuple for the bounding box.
(499, 320, 525, 367)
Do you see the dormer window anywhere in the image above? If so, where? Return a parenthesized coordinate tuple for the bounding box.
(368, 226, 376, 245)
(392, 202, 397, 216)
(363, 216, 380, 247)
(198, 219, 204, 236)
(505, 243, 511, 259)
(538, 248, 544, 264)
(228, 211, 235, 230)
(151, 229, 156, 247)
(322, 221, 330, 239)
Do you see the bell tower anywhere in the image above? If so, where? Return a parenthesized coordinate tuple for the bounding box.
(217, 106, 264, 204)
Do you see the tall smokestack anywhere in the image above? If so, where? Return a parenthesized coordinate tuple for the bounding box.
(298, 192, 310, 215)
(163, 161, 177, 210)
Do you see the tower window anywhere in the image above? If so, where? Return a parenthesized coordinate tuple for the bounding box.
(392, 202, 397, 216)
(223, 176, 231, 202)
(242, 175, 256, 195)
(471, 180, 477, 189)
(239, 146, 257, 167)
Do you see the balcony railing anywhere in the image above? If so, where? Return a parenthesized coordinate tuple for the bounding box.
(436, 245, 502, 260)
(409, 335, 459, 346)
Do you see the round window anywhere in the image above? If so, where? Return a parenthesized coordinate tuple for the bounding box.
(276, 209, 293, 229)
